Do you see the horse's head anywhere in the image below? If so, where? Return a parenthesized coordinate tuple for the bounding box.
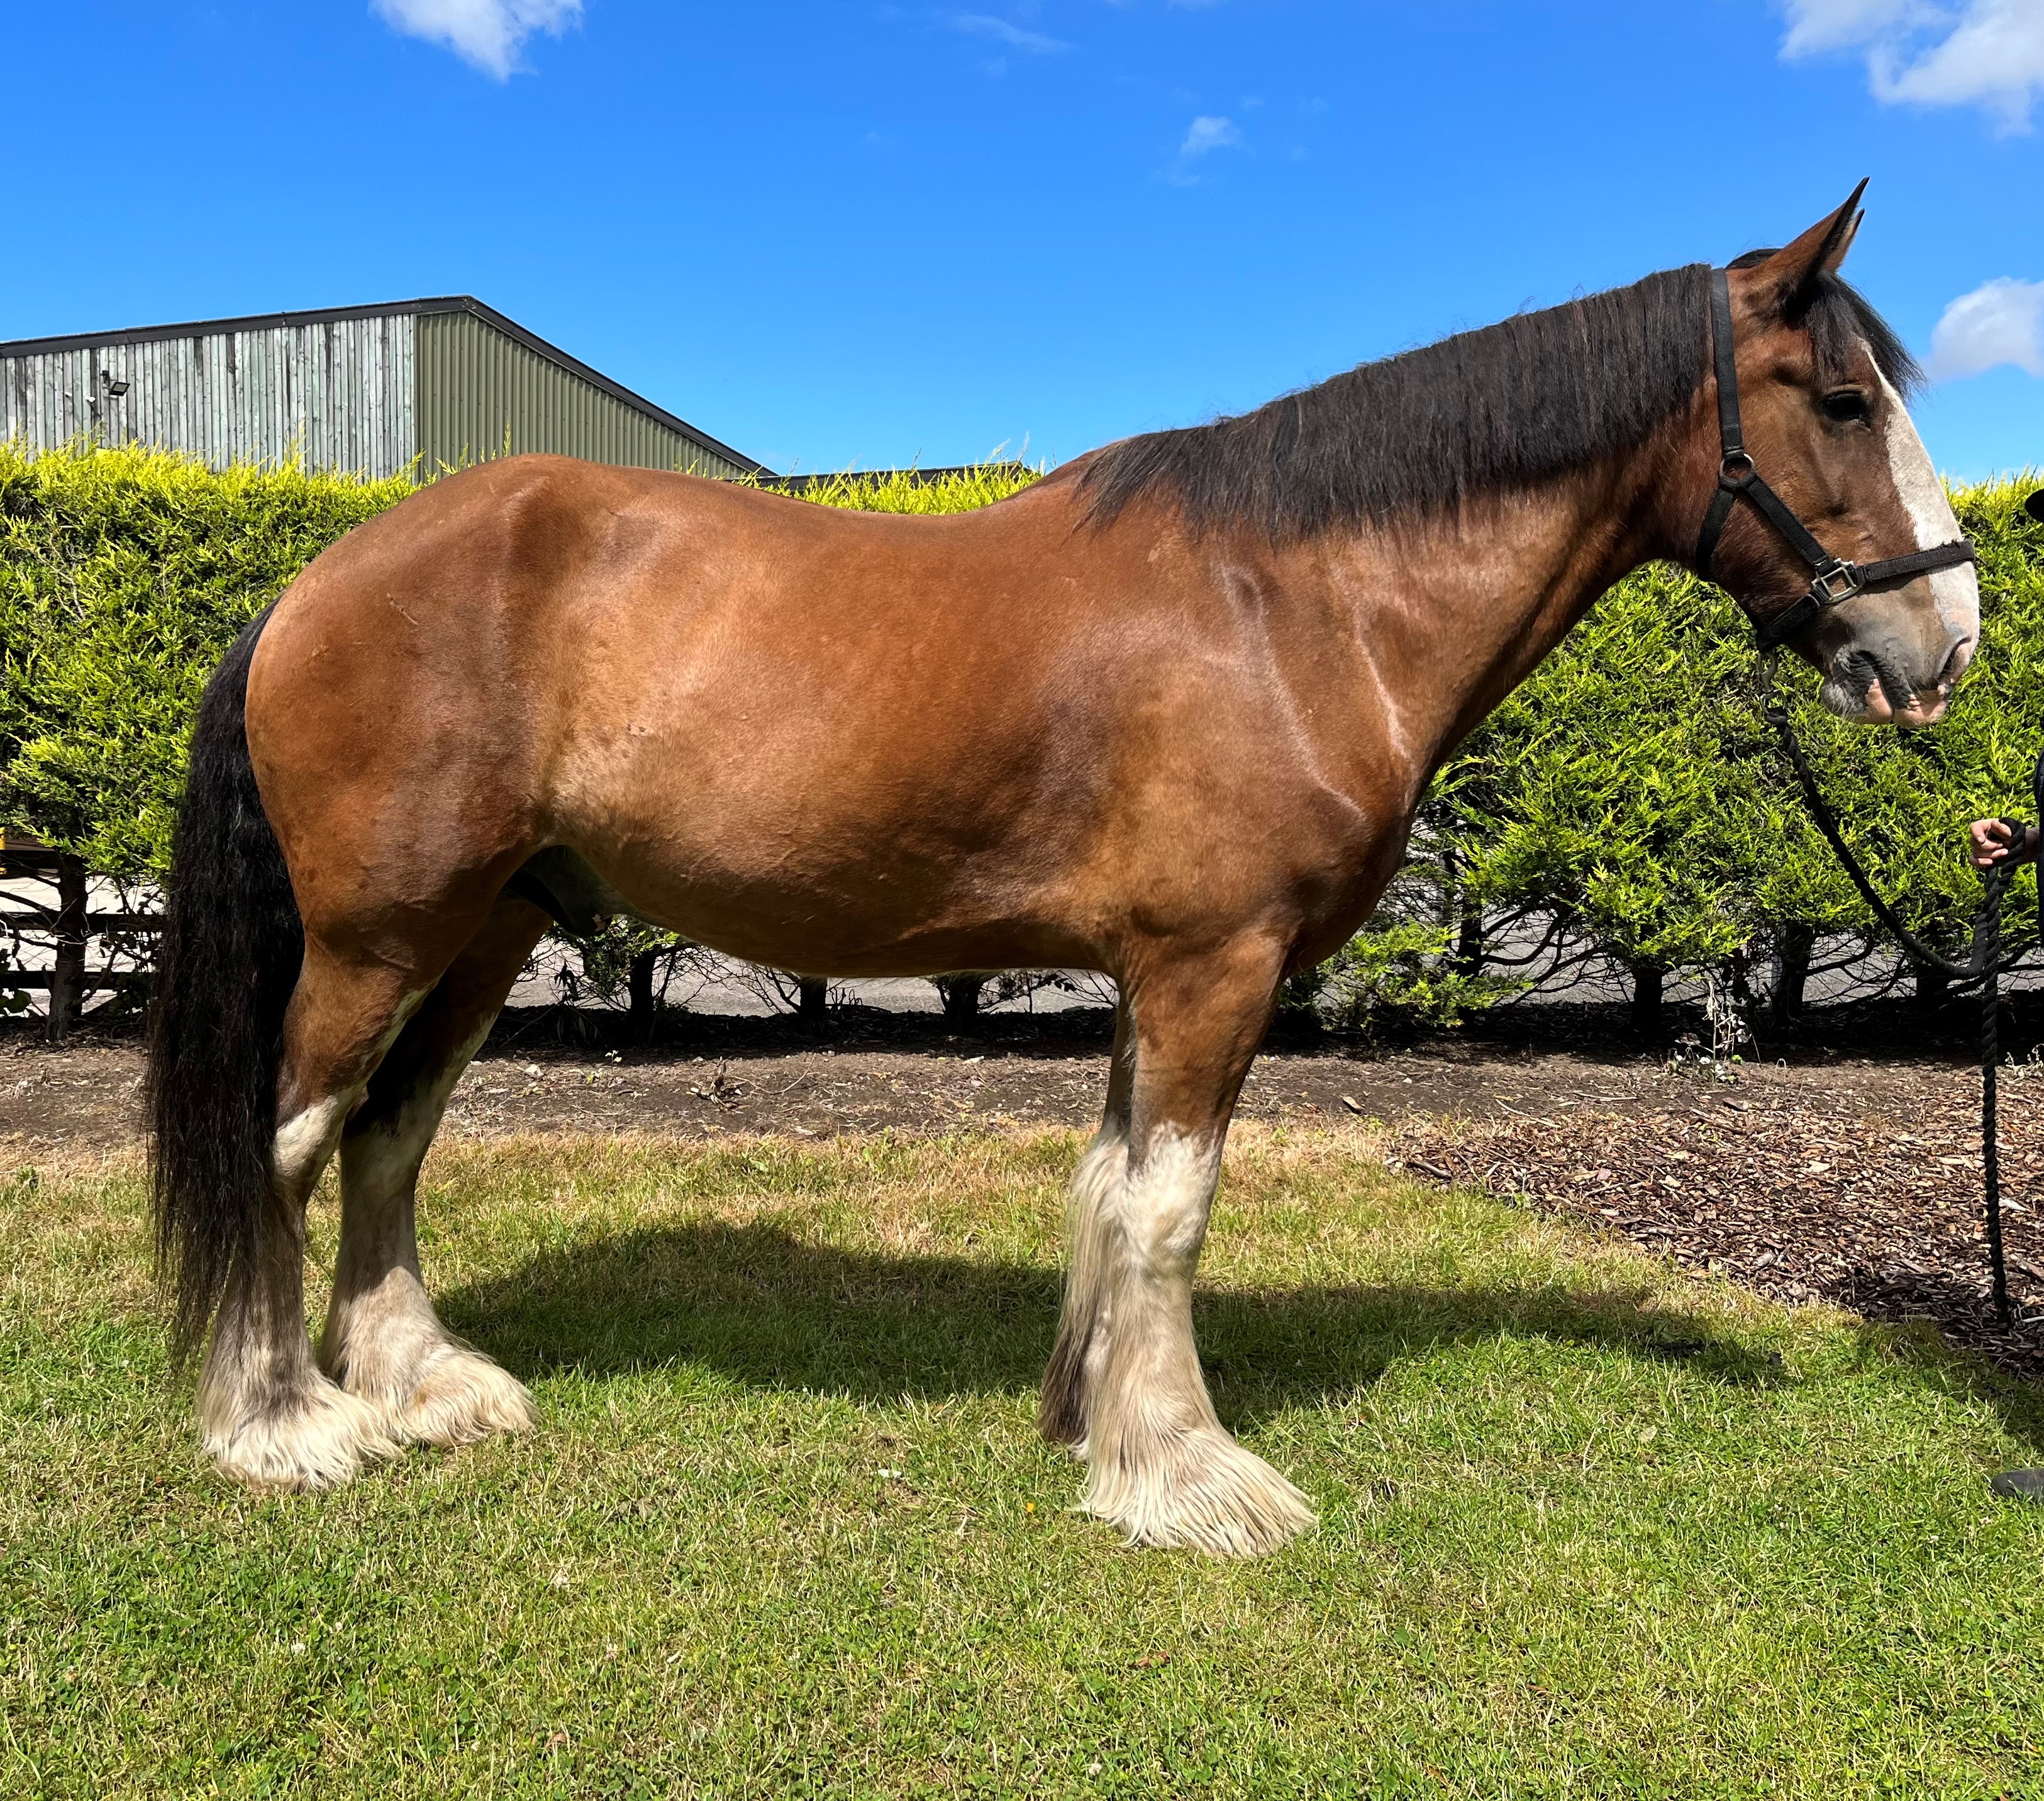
(1696, 186, 1977, 727)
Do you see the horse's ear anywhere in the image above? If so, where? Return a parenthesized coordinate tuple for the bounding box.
(1758, 180, 1868, 313)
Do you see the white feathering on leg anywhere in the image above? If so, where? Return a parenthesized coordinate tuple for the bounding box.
(1041, 1125, 1130, 1458)
(322, 1014, 535, 1448)
(1072, 1127, 1315, 1556)
(201, 1093, 396, 1491)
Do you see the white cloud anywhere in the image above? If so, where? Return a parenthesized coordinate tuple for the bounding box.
(373, 0, 581, 79)
(1179, 114, 1241, 157)
(1781, 0, 1924, 57)
(1164, 114, 1244, 185)
(1779, 0, 2044, 131)
(953, 14, 1067, 53)
(1873, 1, 2044, 125)
(1930, 277, 2044, 380)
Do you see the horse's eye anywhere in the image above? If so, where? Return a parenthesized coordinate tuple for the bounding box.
(1821, 389, 1871, 425)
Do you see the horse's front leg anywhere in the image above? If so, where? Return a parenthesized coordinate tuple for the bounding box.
(1039, 939, 1314, 1555)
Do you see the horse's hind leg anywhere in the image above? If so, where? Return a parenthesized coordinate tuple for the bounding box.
(321, 896, 550, 1447)
(1041, 939, 1315, 1556)
(197, 947, 428, 1490)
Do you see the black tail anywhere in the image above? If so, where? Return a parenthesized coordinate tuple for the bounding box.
(146, 605, 304, 1363)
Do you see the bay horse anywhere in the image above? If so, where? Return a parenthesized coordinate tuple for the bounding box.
(149, 189, 1978, 1553)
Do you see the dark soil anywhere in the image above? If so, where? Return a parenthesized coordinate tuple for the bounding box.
(3, 1004, 1653, 1151)
(6, 995, 2040, 1376)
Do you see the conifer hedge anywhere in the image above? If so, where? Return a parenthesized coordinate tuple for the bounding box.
(0, 443, 412, 876)
(1430, 477, 2044, 1001)
(2, 442, 2038, 1017)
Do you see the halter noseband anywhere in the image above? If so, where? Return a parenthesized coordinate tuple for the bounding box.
(1695, 267, 1975, 652)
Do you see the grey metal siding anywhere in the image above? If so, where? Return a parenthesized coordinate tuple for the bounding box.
(0, 316, 416, 479)
(414, 309, 748, 480)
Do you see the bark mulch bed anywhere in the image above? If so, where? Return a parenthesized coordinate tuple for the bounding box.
(1389, 1059, 2044, 1380)
(10, 1000, 2044, 1382)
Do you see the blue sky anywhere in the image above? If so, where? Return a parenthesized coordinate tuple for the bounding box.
(9, 2, 2041, 479)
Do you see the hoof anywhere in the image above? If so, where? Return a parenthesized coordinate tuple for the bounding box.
(391, 1346, 536, 1448)
(1082, 1425, 1316, 1556)
(203, 1374, 399, 1493)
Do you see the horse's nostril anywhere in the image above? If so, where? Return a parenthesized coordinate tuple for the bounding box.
(1938, 637, 1974, 689)
(1837, 648, 1899, 712)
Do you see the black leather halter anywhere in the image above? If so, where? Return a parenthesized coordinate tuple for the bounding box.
(1694, 267, 1976, 652)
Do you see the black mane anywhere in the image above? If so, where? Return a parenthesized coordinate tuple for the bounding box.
(1078, 257, 1916, 542)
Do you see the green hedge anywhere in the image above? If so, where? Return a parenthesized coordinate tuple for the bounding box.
(3, 441, 2039, 1015)
(1432, 477, 2044, 988)
(0, 443, 413, 876)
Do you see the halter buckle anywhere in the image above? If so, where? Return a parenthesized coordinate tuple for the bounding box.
(1811, 559, 1864, 606)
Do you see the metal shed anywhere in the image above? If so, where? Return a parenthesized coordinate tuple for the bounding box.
(0, 296, 767, 482)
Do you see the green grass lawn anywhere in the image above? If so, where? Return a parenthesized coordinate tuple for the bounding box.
(4, 1125, 2042, 1798)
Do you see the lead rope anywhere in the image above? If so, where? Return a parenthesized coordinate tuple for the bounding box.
(1980, 863, 2013, 1328)
(1760, 657, 2033, 1329)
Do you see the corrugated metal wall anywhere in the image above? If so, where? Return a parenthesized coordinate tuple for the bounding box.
(414, 309, 748, 479)
(0, 316, 416, 479)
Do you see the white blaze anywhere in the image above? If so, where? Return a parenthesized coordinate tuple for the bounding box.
(1877, 372, 1979, 655)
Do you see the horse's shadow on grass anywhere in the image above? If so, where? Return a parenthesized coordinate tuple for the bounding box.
(443, 1220, 1879, 1437)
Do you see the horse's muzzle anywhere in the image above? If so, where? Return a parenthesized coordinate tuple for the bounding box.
(1825, 632, 1970, 728)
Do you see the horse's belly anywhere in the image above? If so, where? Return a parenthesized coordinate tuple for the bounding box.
(547, 728, 1102, 974)
(592, 840, 1096, 976)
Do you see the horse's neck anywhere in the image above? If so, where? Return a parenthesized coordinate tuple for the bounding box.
(1299, 450, 1674, 788)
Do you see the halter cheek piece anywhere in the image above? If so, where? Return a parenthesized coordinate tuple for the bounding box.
(1694, 268, 1976, 652)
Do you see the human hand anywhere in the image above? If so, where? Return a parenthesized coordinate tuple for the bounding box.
(1970, 819, 2039, 869)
